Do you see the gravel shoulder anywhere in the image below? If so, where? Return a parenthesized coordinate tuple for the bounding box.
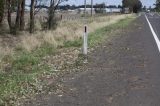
(24, 15, 160, 106)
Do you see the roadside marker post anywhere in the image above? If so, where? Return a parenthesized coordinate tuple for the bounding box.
(83, 25, 88, 55)
(60, 14, 63, 20)
(83, 25, 88, 63)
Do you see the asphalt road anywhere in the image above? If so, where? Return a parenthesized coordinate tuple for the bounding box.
(25, 13, 160, 106)
(146, 12, 160, 40)
(145, 12, 160, 52)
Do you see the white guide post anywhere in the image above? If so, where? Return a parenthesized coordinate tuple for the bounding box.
(83, 25, 88, 55)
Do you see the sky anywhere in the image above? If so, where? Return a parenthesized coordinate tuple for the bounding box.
(26, 0, 156, 8)
(61, 0, 156, 7)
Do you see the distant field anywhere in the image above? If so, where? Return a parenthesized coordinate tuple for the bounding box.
(2, 11, 120, 25)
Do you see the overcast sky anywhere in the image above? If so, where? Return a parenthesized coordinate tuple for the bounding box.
(26, 0, 156, 8)
(61, 0, 156, 7)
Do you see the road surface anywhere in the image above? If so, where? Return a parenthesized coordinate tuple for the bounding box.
(25, 13, 160, 106)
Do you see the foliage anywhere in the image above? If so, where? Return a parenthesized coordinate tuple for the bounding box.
(34, 0, 68, 30)
(94, 3, 106, 13)
(155, 0, 160, 11)
(0, 0, 68, 34)
(122, 0, 142, 13)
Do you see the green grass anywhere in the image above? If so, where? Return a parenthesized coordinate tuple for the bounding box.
(12, 44, 55, 73)
(0, 16, 135, 106)
(0, 44, 56, 105)
(64, 17, 135, 48)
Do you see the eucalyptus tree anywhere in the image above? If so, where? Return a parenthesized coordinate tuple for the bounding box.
(30, 0, 35, 33)
(35, 0, 68, 29)
(155, 0, 160, 11)
(5, 0, 26, 34)
(20, 0, 25, 30)
(0, 0, 5, 24)
(47, 0, 68, 29)
(122, 0, 142, 13)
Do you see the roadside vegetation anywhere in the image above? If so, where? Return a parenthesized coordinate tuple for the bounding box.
(0, 0, 149, 105)
(0, 0, 139, 105)
(0, 14, 136, 105)
(122, 0, 142, 13)
(155, 0, 160, 11)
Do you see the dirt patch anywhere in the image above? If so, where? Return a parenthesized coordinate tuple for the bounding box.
(24, 15, 160, 106)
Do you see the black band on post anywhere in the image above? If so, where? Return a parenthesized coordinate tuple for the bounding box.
(85, 26, 87, 33)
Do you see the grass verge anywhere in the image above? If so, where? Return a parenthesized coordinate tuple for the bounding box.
(0, 16, 135, 106)
(64, 17, 135, 48)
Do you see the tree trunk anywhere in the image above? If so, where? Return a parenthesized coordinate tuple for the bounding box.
(20, 0, 25, 30)
(48, 0, 54, 30)
(15, 0, 21, 32)
(7, 0, 12, 32)
(30, 0, 35, 33)
(0, 0, 5, 24)
(48, 8, 54, 30)
(48, 0, 60, 30)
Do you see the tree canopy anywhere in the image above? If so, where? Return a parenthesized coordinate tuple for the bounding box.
(155, 0, 160, 11)
(122, 0, 142, 13)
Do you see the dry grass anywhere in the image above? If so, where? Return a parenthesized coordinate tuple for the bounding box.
(0, 46, 13, 62)
(0, 14, 136, 105)
(0, 47, 13, 73)
(19, 14, 132, 52)
(0, 14, 133, 61)
(20, 35, 42, 51)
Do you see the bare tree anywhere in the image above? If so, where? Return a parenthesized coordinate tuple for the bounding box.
(34, 0, 45, 15)
(32, 0, 67, 30)
(29, 0, 48, 33)
(48, 0, 66, 29)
